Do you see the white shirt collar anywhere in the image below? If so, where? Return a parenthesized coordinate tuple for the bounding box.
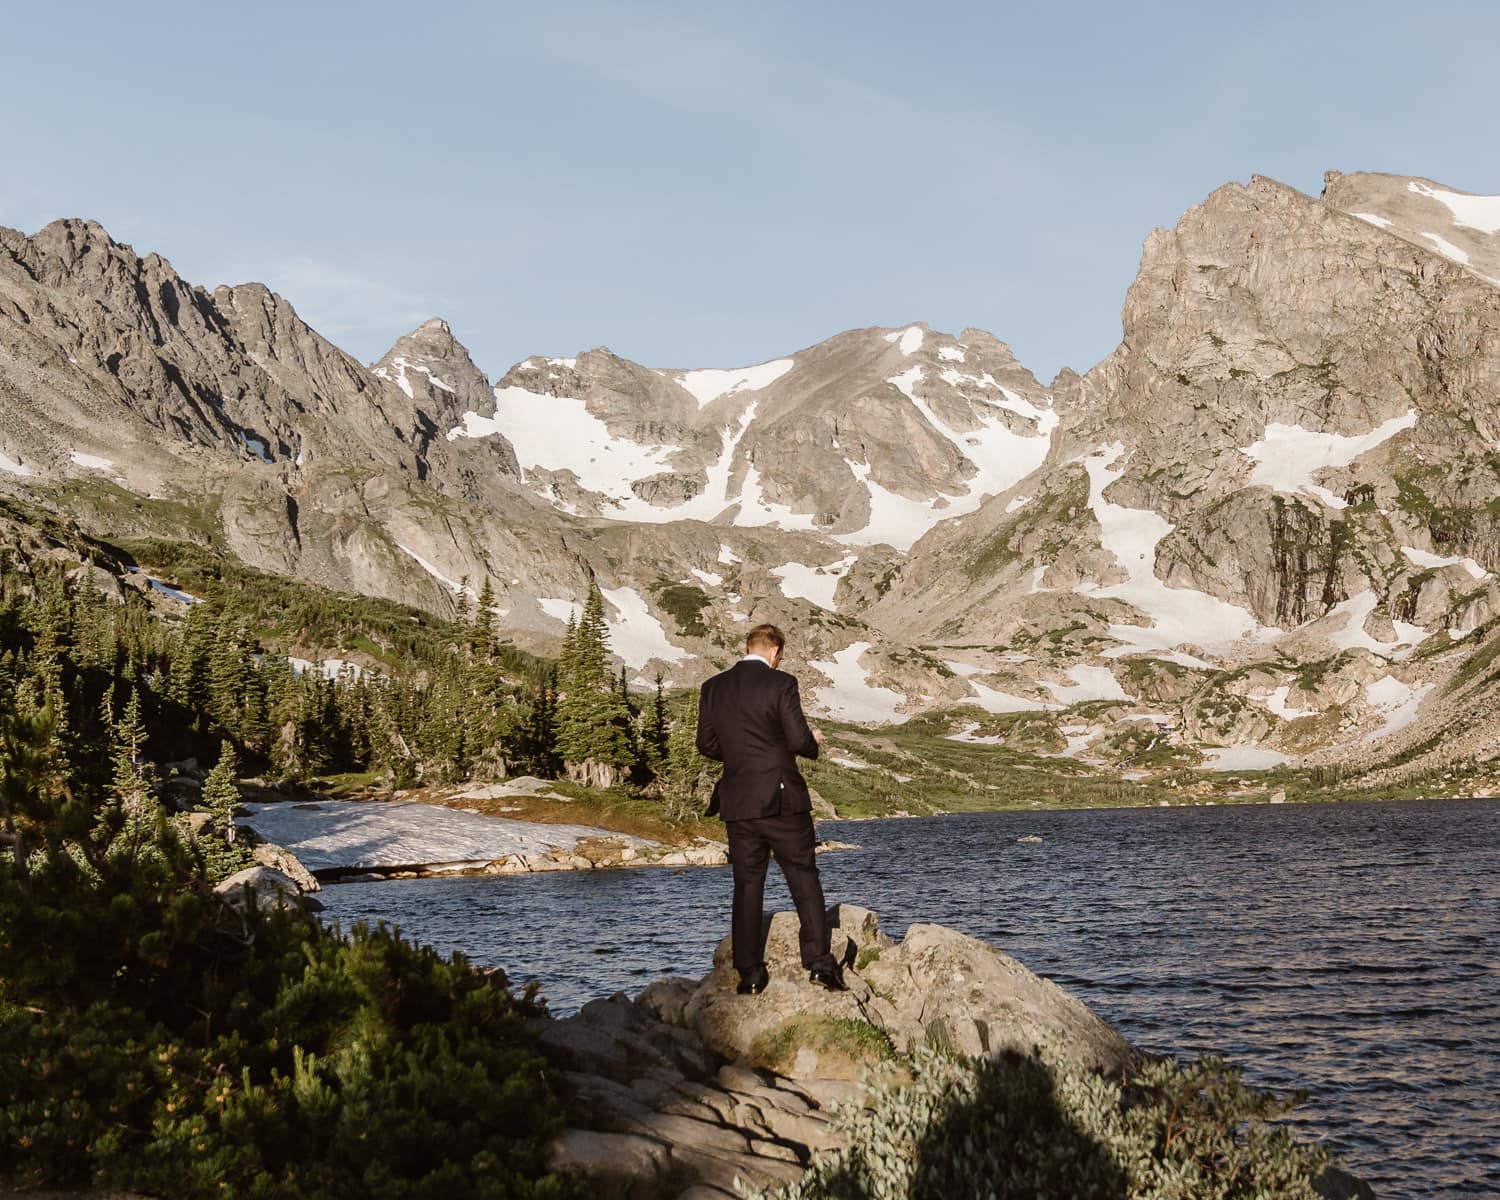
(741, 652, 775, 668)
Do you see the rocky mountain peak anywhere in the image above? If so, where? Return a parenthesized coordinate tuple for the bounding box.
(373, 316, 498, 430)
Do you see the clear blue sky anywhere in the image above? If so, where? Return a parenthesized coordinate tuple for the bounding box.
(4, 1, 1497, 384)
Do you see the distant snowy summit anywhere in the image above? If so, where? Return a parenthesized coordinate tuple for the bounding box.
(442, 323, 1055, 553)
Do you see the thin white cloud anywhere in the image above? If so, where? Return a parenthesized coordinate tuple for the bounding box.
(533, 16, 1001, 156)
(209, 256, 439, 343)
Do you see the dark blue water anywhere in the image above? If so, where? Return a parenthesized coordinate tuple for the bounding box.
(320, 797, 1500, 1198)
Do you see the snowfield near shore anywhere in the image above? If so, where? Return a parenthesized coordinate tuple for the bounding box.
(239, 799, 655, 874)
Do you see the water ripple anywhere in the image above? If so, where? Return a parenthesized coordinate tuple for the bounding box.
(320, 796, 1500, 1199)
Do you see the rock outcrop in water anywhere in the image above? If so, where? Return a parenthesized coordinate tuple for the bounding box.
(539, 905, 1374, 1199)
(539, 906, 1134, 1197)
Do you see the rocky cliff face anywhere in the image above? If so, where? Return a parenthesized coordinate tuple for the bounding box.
(2, 174, 1499, 780)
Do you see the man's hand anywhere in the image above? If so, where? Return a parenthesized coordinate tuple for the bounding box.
(811, 726, 825, 746)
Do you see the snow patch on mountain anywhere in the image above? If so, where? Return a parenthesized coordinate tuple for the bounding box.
(828, 366, 1054, 552)
(535, 589, 684, 671)
(1042, 665, 1130, 704)
(0, 451, 33, 477)
(946, 722, 1003, 745)
(810, 642, 907, 724)
(1351, 212, 1393, 228)
(738, 455, 822, 533)
(599, 586, 686, 670)
(451, 386, 675, 499)
(1080, 444, 1267, 655)
(612, 402, 757, 525)
(1422, 232, 1470, 264)
(374, 355, 456, 399)
(1323, 591, 1429, 655)
(69, 451, 114, 470)
(771, 556, 858, 609)
(1240, 411, 1417, 509)
(676, 359, 794, 408)
(838, 460, 954, 553)
(1401, 545, 1490, 579)
(1199, 746, 1293, 771)
(943, 661, 1052, 713)
(538, 597, 581, 625)
(884, 326, 924, 355)
(717, 544, 741, 565)
(937, 345, 966, 362)
(290, 657, 364, 681)
(1264, 686, 1313, 720)
(689, 568, 722, 588)
(1363, 675, 1433, 741)
(895, 368, 1057, 503)
(1408, 180, 1500, 234)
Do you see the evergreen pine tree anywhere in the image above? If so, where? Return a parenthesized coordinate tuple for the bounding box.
(554, 585, 633, 783)
(107, 690, 165, 870)
(557, 612, 580, 688)
(454, 576, 472, 629)
(203, 741, 241, 843)
(664, 686, 719, 809)
(473, 577, 497, 659)
(169, 601, 215, 727)
(642, 672, 670, 770)
(506, 668, 561, 778)
(198, 740, 254, 881)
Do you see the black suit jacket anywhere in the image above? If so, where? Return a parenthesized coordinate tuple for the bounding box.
(696, 659, 819, 821)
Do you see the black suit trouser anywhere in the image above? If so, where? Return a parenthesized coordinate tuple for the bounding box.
(725, 809, 835, 974)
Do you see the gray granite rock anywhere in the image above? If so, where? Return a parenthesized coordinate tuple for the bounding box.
(212, 866, 321, 916)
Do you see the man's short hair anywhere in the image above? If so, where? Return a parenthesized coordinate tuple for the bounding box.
(746, 624, 785, 655)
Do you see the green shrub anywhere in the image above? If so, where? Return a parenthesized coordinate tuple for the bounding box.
(0, 709, 588, 1199)
(759, 1046, 1329, 1200)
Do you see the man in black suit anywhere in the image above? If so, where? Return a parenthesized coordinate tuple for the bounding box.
(696, 623, 846, 994)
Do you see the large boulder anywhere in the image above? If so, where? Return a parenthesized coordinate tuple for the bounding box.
(861, 922, 1140, 1074)
(685, 905, 1138, 1082)
(250, 841, 321, 892)
(213, 866, 322, 916)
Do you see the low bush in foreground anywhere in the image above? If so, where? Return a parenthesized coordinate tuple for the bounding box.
(0, 708, 588, 1199)
(760, 1046, 1329, 1200)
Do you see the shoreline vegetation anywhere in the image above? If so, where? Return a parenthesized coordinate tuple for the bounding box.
(1, 503, 1493, 862)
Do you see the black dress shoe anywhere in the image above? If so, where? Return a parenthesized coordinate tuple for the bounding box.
(808, 966, 847, 992)
(736, 966, 769, 995)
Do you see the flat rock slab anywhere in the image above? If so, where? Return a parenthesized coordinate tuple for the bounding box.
(454, 776, 568, 800)
(239, 799, 655, 873)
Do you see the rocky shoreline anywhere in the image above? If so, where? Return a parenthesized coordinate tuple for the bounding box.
(536, 905, 1375, 1199)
